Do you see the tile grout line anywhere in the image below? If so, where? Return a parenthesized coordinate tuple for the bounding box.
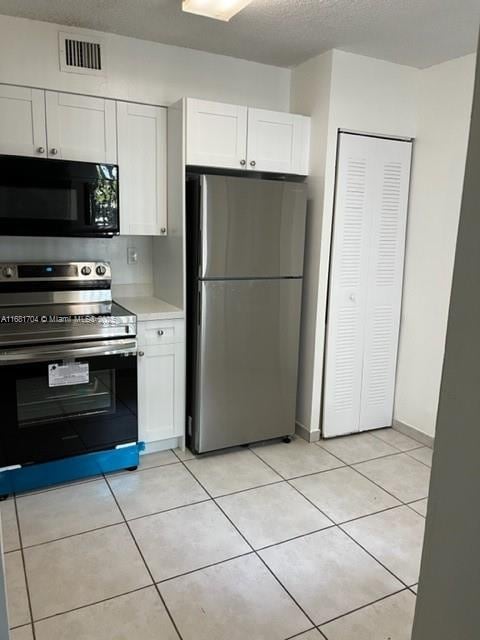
(176, 442, 425, 595)
(314, 441, 424, 464)
(156, 550, 254, 585)
(368, 429, 429, 451)
(24, 585, 155, 627)
(284, 627, 317, 639)
(5, 470, 423, 573)
(337, 522, 410, 589)
(248, 446, 423, 531)
(316, 586, 413, 630)
(247, 447, 338, 527)
(12, 494, 37, 640)
(15, 520, 124, 552)
(101, 472, 185, 640)
(247, 446, 414, 590)
(14, 460, 182, 501)
(11, 496, 215, 553)
(346, 462, 428, 512)
(166, 439, 425, 619)
(175, 457, 319, 635)
(403, 450, 433, 469)
(8, 443, 424, 635)
(213, 478, 286, 498)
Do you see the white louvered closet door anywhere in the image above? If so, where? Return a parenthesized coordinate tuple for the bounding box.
(323, 133, 412, 438)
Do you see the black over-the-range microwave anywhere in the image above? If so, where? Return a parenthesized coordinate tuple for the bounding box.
(0, 155, 119, 237)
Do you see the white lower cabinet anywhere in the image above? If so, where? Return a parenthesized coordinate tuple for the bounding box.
(137, 319, 185, 445)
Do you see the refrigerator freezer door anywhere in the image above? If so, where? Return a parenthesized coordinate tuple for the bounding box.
(193, 278, 303, 453)
(200, 174, 307, 279)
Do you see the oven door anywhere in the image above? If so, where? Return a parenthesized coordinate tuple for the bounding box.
(0, 339, 137, 467)
(0, 155, 119, 237)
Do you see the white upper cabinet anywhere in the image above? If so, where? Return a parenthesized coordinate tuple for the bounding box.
(247, 108, 310, 175)
(45, 92, 117, 163)
(117, 101, 167, 236)
(186, 98, 248, 170)
(185, 98, 310, 175)
(0, 85, 47, 157)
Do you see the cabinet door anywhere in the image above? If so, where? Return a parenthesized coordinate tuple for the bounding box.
(45, 91, 117, 162)
(138, 342, 185, 443)
(117, 102, 167, 236)
(247, 108, 310, 174)
(0, 85, 46, 157)
(186, 99, 247, 170)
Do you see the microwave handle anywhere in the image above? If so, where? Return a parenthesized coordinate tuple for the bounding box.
(0, 339, 138, 365)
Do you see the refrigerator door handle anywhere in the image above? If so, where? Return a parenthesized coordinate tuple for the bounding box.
(198, 286, 202, 326)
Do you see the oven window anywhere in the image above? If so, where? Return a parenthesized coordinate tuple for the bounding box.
(16, 369, 116, 427)
(0, 185, 78, 221)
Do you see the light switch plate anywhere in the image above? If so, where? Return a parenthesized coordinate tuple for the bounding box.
(127, 247, 138, 265)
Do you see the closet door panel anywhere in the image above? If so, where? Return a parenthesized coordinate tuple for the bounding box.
(359, 139, 412, 430)
(323, 133, 412, 439)
(323, 135, 373, 437)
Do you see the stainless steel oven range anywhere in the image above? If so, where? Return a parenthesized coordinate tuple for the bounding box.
(0, 262, 137, 469)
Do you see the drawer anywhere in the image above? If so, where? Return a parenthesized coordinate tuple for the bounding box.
(137, 318, 185, 346)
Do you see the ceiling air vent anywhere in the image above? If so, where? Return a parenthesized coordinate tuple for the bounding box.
(59, 32, 106, 76)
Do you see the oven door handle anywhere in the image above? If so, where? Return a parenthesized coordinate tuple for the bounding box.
(0, 339, 138, 365)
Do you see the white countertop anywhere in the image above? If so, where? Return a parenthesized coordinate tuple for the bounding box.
(116, 296, 184, 322)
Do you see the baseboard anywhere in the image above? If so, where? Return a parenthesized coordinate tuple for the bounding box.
(295, 421, 321, 443)
(393, 419, 434, 448)
(143, 437, 182, 454)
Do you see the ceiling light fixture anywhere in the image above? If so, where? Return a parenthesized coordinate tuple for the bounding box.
(182, 0, 254, 22)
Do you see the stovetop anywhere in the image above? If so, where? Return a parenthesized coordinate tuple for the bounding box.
(0, 262, 136, 347)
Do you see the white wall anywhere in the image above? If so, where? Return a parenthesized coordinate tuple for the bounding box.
(291, 49, 418, 436)
(395, 54, 476, 438)
(0, 13, 290, 300)
(0, 14, 290, 110)
(290, 51, 333, 436)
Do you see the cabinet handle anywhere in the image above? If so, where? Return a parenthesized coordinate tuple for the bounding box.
(50, 148, 58, 155)
(239, 159, 246, 166)
(250, 160, 256, 167)
(138, 351, 145, 357)
(160, 227, 166, 234)
(37, 146, 45, 154)
(157, 330, 164, 336)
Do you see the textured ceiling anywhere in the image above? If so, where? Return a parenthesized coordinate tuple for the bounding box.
(0, 0, 478, 68)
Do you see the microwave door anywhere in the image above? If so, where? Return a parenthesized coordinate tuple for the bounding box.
(0, 156, 119, 237)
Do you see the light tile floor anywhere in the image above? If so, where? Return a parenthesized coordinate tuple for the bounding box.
(2, 427, 430, 639)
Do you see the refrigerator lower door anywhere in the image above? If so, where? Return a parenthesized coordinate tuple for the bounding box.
(193, 278, 303, 453)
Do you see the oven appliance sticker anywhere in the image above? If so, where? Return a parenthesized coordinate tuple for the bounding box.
(48, 362, 89, 387)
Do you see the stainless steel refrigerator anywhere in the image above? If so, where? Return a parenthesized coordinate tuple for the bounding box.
(186, 173, 307, 454)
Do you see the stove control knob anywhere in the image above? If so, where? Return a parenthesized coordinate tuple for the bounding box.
(81, 266, 92, 276)
(2, 266, 14, 279)
(96, 264, 107, 277)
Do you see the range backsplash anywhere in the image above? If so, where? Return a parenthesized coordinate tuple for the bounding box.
(0, 235, 153, 288)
